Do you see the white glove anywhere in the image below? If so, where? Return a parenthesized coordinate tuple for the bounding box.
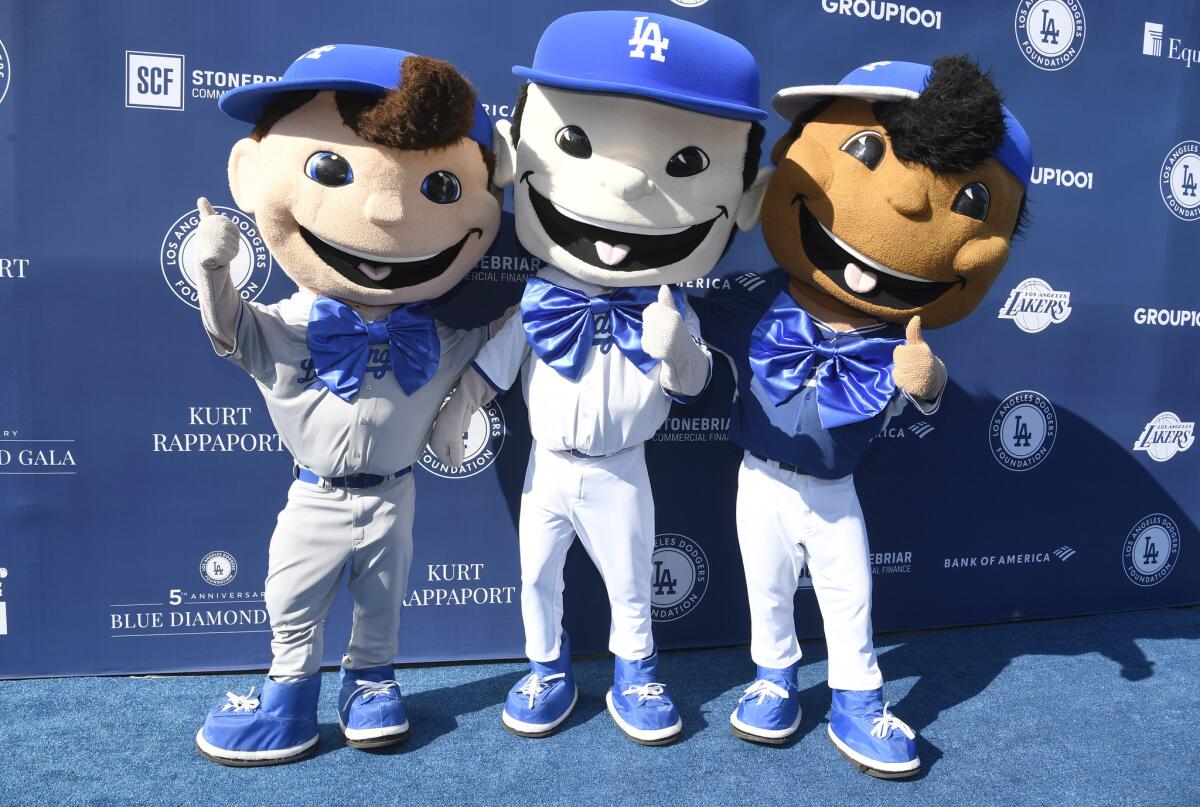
(194, 197, 241, 270)
(427, 368, 496, 468)
(641, 285, 709, 398)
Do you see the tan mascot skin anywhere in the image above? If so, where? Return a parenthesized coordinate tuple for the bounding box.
(187, 45, 504, 767)
(700, 57, 1031, 777)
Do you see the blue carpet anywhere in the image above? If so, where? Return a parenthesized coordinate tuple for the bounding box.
(1, 607, 1196, 806)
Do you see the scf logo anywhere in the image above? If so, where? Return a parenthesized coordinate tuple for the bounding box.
(1014, 0, 1086, 71)
(126, 51, 185, 111)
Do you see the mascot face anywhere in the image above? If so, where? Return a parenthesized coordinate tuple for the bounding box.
(504, 84, 761, 288)
(763, 60, 1027, 329)
(228, 60, 500, 308)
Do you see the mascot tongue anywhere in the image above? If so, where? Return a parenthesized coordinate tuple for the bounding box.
(844, 261, 877, 294)
(595, 241, 632, 266)
(358, 261, 393, 282)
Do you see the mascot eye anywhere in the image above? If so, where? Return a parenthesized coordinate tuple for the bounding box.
(555, 125, 593, 159)
(951, 182, 990, 221)
(840, 131, 885, 170)
(305, 151, 353, 186)
(666, 146, 710, 178)
(421, 171, 462, 204)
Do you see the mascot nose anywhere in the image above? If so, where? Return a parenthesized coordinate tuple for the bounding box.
(365, 195, 405, 226)
(600, 162, 656, 201)
(883, 180, 931, 218)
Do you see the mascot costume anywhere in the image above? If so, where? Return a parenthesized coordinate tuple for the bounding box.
(698, 58, 1031, 776)
(428, 11, 769, 745)
(187, 45, 501, 766)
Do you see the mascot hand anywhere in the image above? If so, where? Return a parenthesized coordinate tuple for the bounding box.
(194, 197, 241, 271)
(427, 368, 495, 468)
(893, 316, 947, 401)
(642, 286, 689, 363)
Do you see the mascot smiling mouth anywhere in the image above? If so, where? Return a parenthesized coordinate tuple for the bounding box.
(797, 201, 961, 310)
(300, 226, 481, 290)
(526, 179, 720, 272)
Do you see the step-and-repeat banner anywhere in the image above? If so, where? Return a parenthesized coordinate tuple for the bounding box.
(1, 1, 1197, 677)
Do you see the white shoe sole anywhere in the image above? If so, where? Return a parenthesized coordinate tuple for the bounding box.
(195, 727, 318, 767)
(605, 689, 682, 746)
(337, 716, 411, 742)
(827, 724, 921, 778)
(501, 686, 578, 737)
(730, 706, 801, 744)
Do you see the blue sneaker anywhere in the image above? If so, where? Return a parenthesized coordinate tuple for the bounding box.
(338, 663, 410, 749)
(195, 675, 320, 766)
(501, 635, 578, 738)
(827, 688, 920, 778)
(606, 653, 682, 746)
(730, 663, 801, 745)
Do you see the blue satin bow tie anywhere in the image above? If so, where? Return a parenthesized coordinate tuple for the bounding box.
(306, 296, 440, 401)
(520, 277, 682, 381)
(749, 292, 902, 429)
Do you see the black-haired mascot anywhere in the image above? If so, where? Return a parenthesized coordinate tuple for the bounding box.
(698, 57, 1032, 777)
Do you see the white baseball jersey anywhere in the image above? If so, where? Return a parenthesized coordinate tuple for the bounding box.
(212, 289, 486, 478)
(472, 268, 711, 456)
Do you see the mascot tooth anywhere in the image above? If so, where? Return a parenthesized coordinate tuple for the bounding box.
(428, 11, 769, 745)
(188, 45, 502, 766)
(698, 58, 1031, 776)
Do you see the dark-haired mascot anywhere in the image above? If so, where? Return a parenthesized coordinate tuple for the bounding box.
(187, 45, 502, 766)
(428, 11, 769, 746)
(699, 58, 1031, 777)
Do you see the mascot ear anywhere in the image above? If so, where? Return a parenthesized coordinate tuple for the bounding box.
(491, 118, 517, 189)
(735, 165, 773, 232)
(227, 138, 261, 214)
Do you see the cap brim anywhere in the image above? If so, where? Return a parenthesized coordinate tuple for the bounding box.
(513, 66, 767, 121)
(771, 84, 919, 122)
(218, 77, 391, 123)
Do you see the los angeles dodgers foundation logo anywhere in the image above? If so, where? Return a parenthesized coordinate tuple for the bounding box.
(200, 551, 238, 586)
(421, 400, 505, 479)
(651, 533, 708, 622)
(1133, 412, 1195, 462)
(1122, 514, 1180, 587)
(1014, 0, 1086, 71)
(1159, 141, 1200, 222)
(0, 38, 10, 106)
(997, 278, 1072, 333)
(161, 205, 272, 309)
(990, 390, 1057, 471)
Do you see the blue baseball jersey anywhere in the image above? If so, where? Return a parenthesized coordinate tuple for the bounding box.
(693, 270, 936, 480)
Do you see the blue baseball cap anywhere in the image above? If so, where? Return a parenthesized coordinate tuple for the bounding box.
(513, 10, 766, 122)
(772, 61, 1033, 187)
(218, 44, 492, 149)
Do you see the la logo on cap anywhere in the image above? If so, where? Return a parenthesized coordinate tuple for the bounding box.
(629, 16, 669, 62)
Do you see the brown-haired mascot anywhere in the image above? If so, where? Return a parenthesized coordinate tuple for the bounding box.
(698, 57, 1032, 777)
(187, 45, 503, 766)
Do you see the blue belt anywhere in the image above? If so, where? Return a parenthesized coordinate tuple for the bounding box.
(294, 465, 411, 490)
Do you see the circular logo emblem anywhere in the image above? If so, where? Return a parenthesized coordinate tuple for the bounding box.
(670, 0, 709, 6)
(1159, 141, 1200, 222)
(651, 533, 709, 622)
(990, 390, 1058, 471)
(1001, 278, 1072, 333)
(1135, 412, 1195, 463)
(1014, 0, 1086, 71)
(0, 38, 10, 106)
(420, 400, 506, 479)
(200, 551, 238, 586)
(160, 206, 272, 309)
(1122, 514, 1180, 587)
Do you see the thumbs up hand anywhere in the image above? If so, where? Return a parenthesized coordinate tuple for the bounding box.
(892, 316, 947, 401)
(194, 197, 241, 271)
(642, 285, 685, 362)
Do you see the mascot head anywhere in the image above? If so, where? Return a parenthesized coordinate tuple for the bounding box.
(218, 44, 501, 308)
(763, 57, 1032, 328)
(493, 10, 770, 288)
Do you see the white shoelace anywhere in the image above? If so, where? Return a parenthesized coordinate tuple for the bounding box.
(517, 672, 565, 709)
(219, 688, 260, 714)
(869, 701, 915, 740)
(349, 679, 401, 704)
(739, 679, 789, 705)
(621, 682, 666, 703)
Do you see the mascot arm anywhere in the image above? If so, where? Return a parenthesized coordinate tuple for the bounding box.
(892, 316, 947, 405)
(426, 368, 497, 468)
(643, 286, 712, 400)
(193, 198, 243, 355)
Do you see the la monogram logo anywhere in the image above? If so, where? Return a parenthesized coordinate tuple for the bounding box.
(303, 45, 336, 60)
(629, 16, 669, 63)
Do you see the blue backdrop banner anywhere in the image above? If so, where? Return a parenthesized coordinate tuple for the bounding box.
(0, 0, 1197, 678)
